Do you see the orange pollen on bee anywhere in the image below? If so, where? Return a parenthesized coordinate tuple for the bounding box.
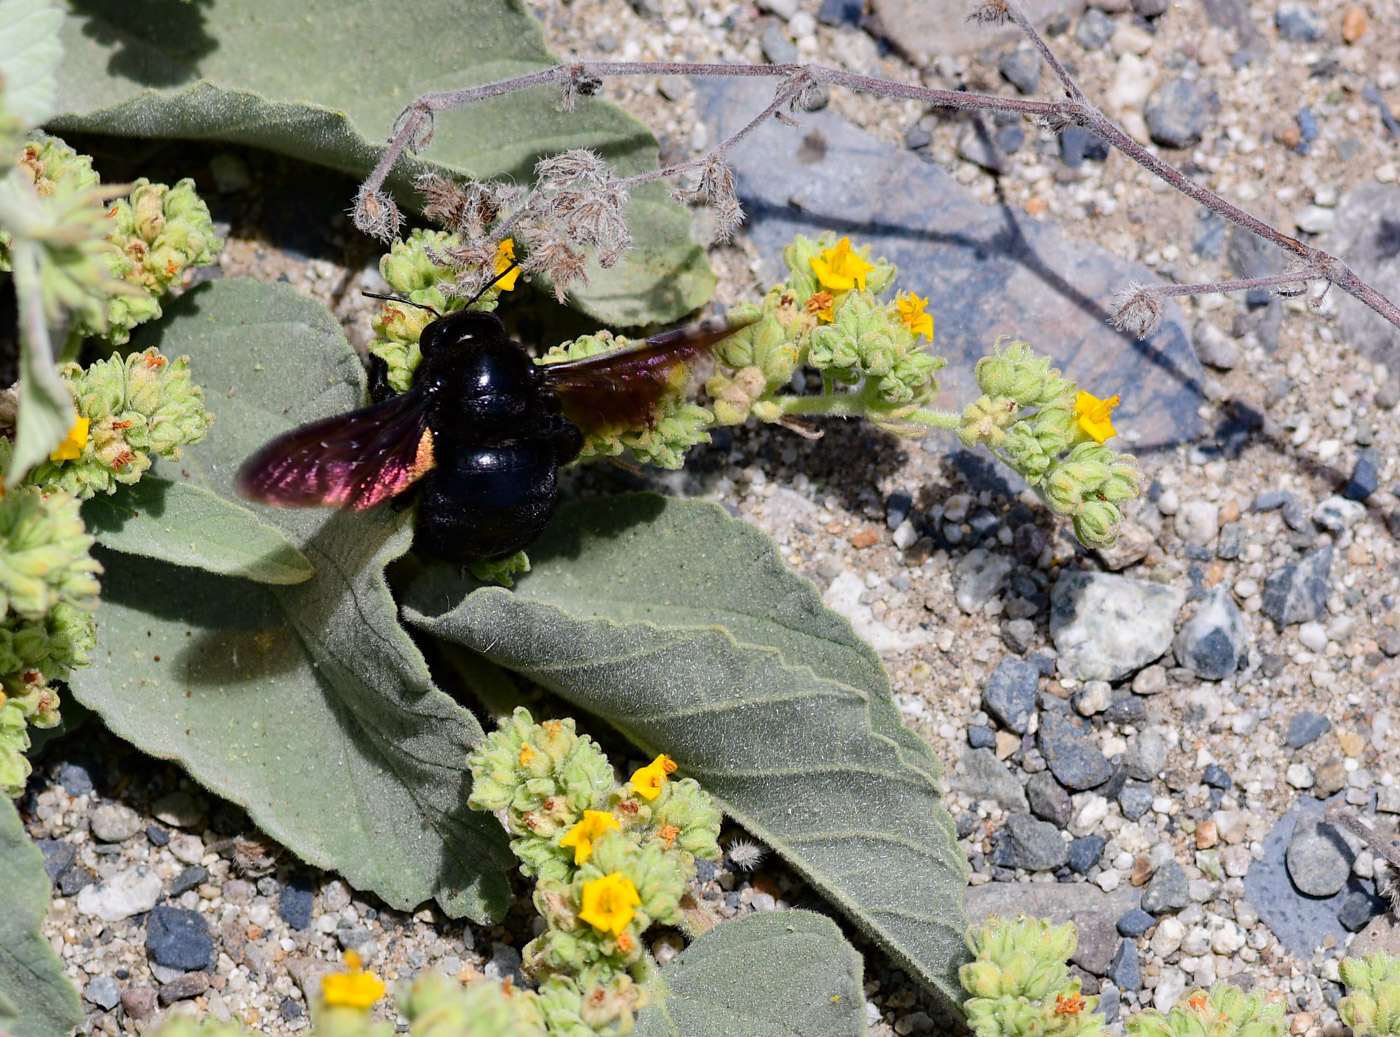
(409, 428, 436, 481)
(1054, 994, 1085, 1015)
(144, 354, 168, 369)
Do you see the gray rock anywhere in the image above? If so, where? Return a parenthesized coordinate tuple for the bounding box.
(1217, 522, 1245, 560)
(951, 747, 1031, 812)
(84, 975, 121, 1010)
(1319, 184, 1400, 368)
(1108, 940, 1141, 991)
(90, 803, 143, 844)
(151, 790, 206, 830)
(1193, 321, 1239, 369)
(1141, 860, 1190, 914)
(1038, 712, 1114, 790)
(760, 23, 799, 64)
(1070, 912, 1120, 975)
(1076, 7, 1114, 47)
(1344, 449, 1381, 502)
(484, 940, 526, 987)
(1275, 1, 1325, 40)
(1313, 496, 1366, 533)
(1117, 908, 1157, 937)
(1050, 572, 1185, 681)
(1007, 813, 1070, 871)
(1124, 728, 1167, 780)
(1027, 771, 1073, 826)
(1118, 780, 1155, 821)
(957, 124, 1011, 175)
(1286, 817, 1353, 897)
(146, 906, 214, 971)
(956, 549, 1016, 613)
(1175, 501, 1220, 547)
(983, 656, 1041, 734)
(1069, 835, 1106, 873)
(1144, 77, 1210, 149)
(871, 0, 1087, 62)
(999, 48, 1042, 94)
(1132, 0, 1168, 15)
(1174, 586, 1247, 679)
(169, 865, 208, 898)
(966, 878, 1140, 930)
(693, 77, 1204, 453)
(1261, 545, 1333, 627)
(1001, 617, 1036, 654)
(1286, 710, 1331, 748)
(1244, 801, 1359, 957)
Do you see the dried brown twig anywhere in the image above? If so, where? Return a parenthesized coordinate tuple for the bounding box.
(353, 0, 1400, 335)
(1326, 802, 1400, 911)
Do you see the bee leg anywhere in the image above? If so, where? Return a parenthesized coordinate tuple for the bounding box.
(367, 354, 396, 403)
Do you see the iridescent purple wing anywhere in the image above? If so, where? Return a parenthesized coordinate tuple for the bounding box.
(236, 389, 437, 511)
(543, 315, 754, 436)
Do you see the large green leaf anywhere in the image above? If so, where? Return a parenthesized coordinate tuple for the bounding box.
(85, 475, 315, 584)
(404, 495, 971, 1007)
(49, 0, 713, 326)
(0, 797, 83, 1037)
(0, 0, 64, 127)
(67, 278, 514, 920)
(635, 911, 865, 1037)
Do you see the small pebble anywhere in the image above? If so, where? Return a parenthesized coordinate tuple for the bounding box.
(1141, 861, 1190, 914)
(1108, 940, 1141, 991)
(121, 987, 157, 1021)
(1276, 1, 1326, 40)
(1286, 818, 1351, 896)
(1287, 711, 1332, 749)
(1262, 545, 1333, 627)
(84, 975, 121, 1010)
(1038, 712, 1115, 790)
(146, 906, 214, 971)
(983, 656, 1041, 734)
(1118, 908, 1157, 937)
(91, 803, 144, 844)
(279, 879, 315, 931)
(1069, 835, 1106, 874)
(1076, 8, 1114, 48)
(1144, 77, 1210, 148)
(999, 48, 1041, 94)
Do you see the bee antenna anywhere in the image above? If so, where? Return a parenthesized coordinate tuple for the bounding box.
(465, 260, 519, 308)
(362, 291, 441, 317)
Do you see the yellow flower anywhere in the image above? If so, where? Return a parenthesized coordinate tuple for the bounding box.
(518, 744, 535, 768)
(495, 238, 521, 291)
(50, 415, 90, 462)
(630, 754, 676, 801)
(559, 810, 620, 865)
(1072, 390, 1120, 443)
(321, 950, 386, 1010)
(807, 290, 835, 323)
(578, 872, 641, 936)
(896, 294, 934, 340)
(809, 237, 875, 292)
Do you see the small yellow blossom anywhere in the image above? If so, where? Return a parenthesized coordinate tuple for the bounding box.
(50, 415, 90, 462)
(578, 872, 641, 936)
(630, 754, 677, 801)
(809, 237, 875, 292)
(807, 290, 835, 323)
(896, 294, 934, 340)
(1072, 391, 1120, 443)
(495, 238, 521, 291)
(321, 950, 386, 1010)
(518, 744, 535, 768)
(559, 810, 620, 865)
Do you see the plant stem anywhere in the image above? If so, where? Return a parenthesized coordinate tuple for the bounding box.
(774, 394, 961, 430)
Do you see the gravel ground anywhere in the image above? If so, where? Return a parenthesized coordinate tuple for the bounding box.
(25, 0, 1400, 1034)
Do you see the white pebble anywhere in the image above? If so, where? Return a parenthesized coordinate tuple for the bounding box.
(1298, 621, 1328, 652)
(1151, 917, 1186, 957)
(1286, 763, 1315, 789)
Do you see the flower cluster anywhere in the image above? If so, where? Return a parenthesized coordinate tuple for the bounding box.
(957, 340, 1141, 548)
(20, 348, 214, 499)
(1340, 951, 1400, 1036)
(0, 135, 219, 345)
(960, 916, 1104, 1037)
(466, 709, 722, 1032)
(0, 488, 100, 796)
(1128, 984, 1284, 1037)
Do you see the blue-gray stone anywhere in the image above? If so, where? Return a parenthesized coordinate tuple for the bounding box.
(693, 78, 1203, 453)
(169, 866, 208, 899)
(146, 826, 170, 847)
(1276, 1, 1325, 40)
(1133, 0, 1168, 15)
(1038, 712, 1114, 790)
(1338, 888, 1385, 932)
(904, 124, 932, 150)
(999, 49, 1041, 95)
(818, 0, 862, 26)
(1069, 835, 1106, 874)
(278, 878, 314, 930)
(1253, 489, 1293, 511)
(1145, 78, 1210, 149)
(1262, 545, 1333, 627)
(1108, 940, 1141, 991)
(58, 866, 93, 897)
(1202, 764, 1232, 789)
(983, 656, 1040, 734)
(1319, 185, 1400, 376)
(1217, 522, 1244, 560)
(1287, 710, 1331, 749)
(1174, 586, 1247, 680)
(695, 858, 716, 883)
(1117, 907, 1156, 937)
(1075, 8, 1113, 49)
(1344, 449, 1380, 502)
(146, 907, 213, 971)
(760, 23, 799, 64)
(1287, 817, 1352, 897)
(1118, 781, 1155, 821)
(1193, 208, 1227, 258)
(1027, 771, 1073, 826)
(1140, 861, 1189, 914)
(951, 747, 1030, 813)
(968, 724, 997, 749)
(1007, 813, 1070, 872)
(84, 975, 121, 1010)
(886, 490, 913, 529)
(36, 839, 76, 884)
(57, 758, 100, 796)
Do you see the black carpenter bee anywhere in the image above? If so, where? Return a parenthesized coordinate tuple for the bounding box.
(236, 301, 744, 563)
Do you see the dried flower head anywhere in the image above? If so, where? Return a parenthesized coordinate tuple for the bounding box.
(1109, 282, 1164, 338)
(353, 186, 401, 242)
(725, 837, 766, 872)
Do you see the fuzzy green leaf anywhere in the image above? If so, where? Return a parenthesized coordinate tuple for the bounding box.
(85, 476, 316, 585)
(66, 278, 514, 920)
(49, 0, 712, 326)
(0, 797, 83, 1037)
(635, 911, 865, 1037)
(0, 0, 64, 128)
(404, 495, 970, 1007)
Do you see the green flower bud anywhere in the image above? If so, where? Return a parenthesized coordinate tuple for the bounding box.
(583, 829, 686, 930)
(1128, 984, 1283, 1037)
(1341, 952, 1400, 1036)
(0, 698, 34, 797)
(575, 968, 646, 1036)
(0, 487, 100, 619)
(396, 973, 547, 1037)
(469, 550, 530, 587)
(651, 777, 722, 861)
